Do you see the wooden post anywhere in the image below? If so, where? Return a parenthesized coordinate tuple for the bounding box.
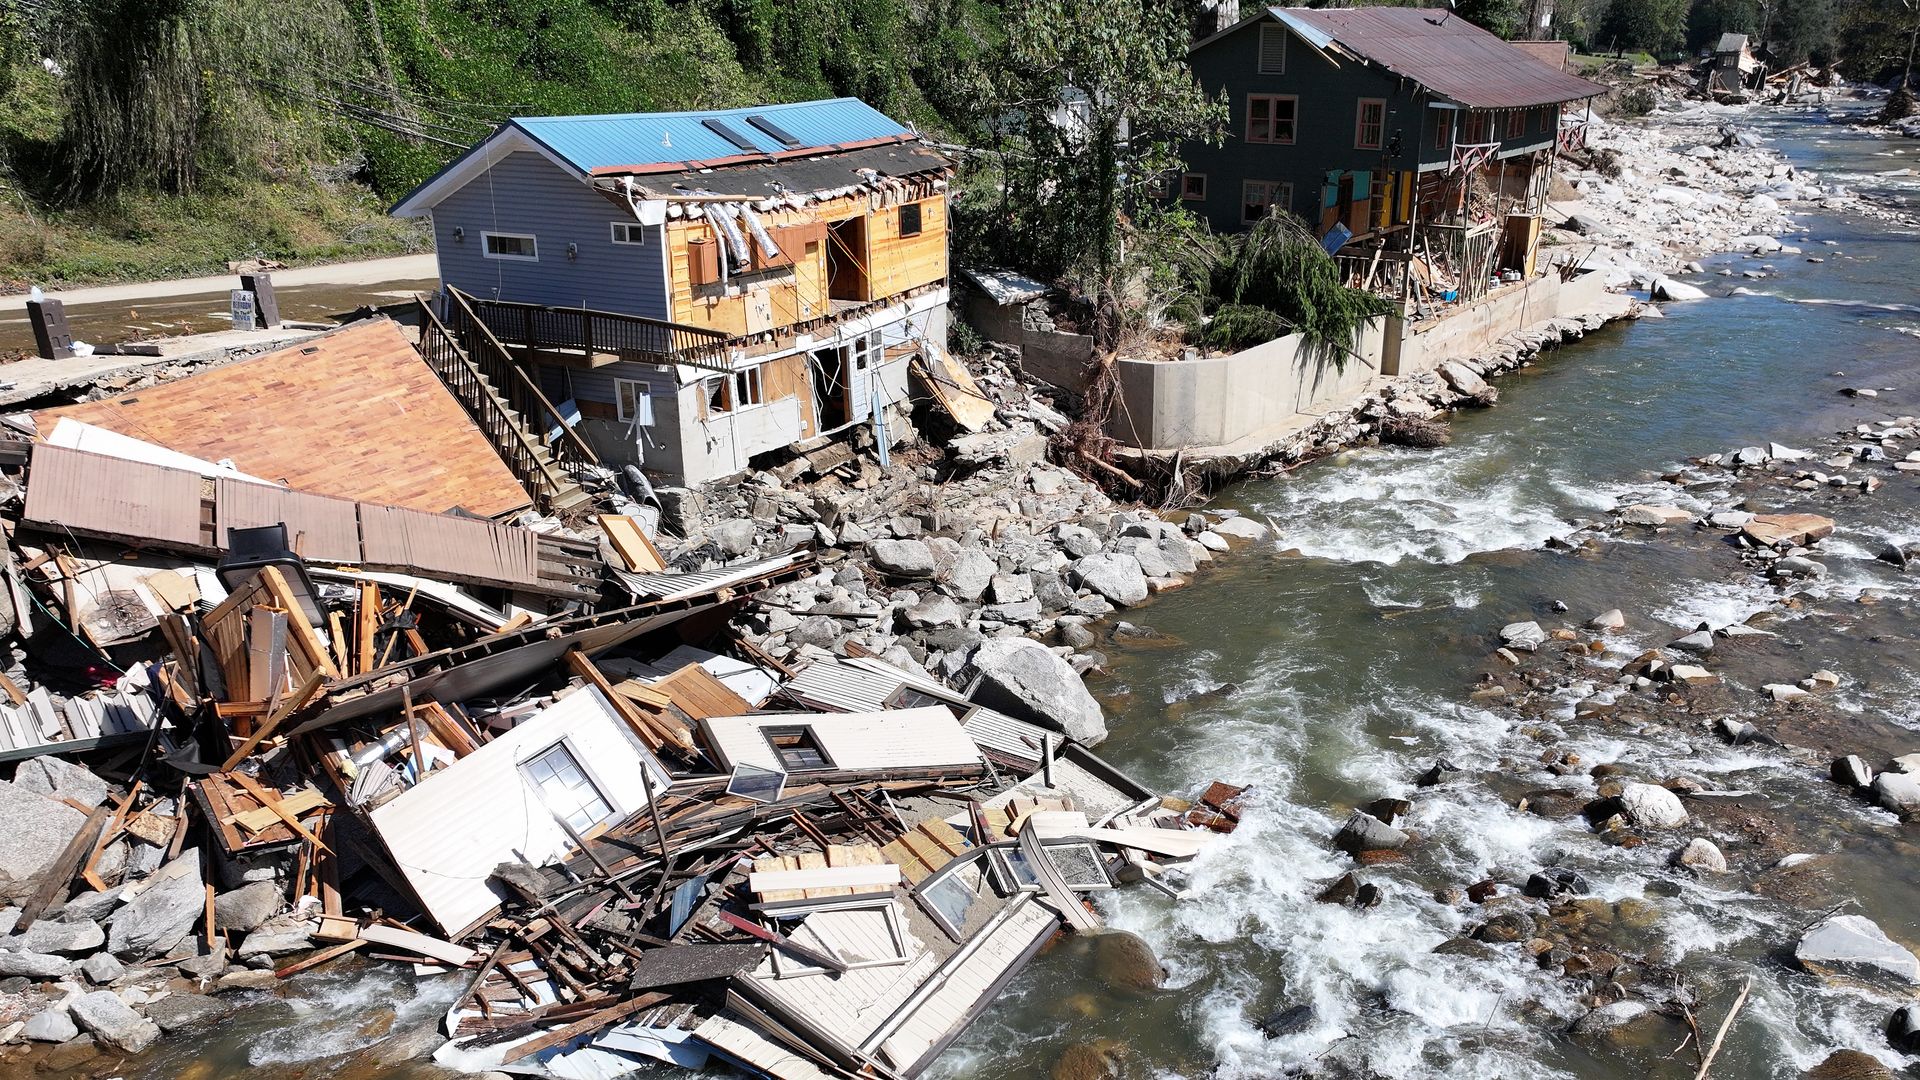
(403, 685, 426, 782)
(27, 298, 74, 360)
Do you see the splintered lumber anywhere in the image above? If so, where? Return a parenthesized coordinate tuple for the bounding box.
(565, 648, 693, 753)
(221, 668, 325, 771)
(17, 805, 112, 930)
(597, 515, 665, 573)
(82, 781, 143, 893)
(355, 581, 379, 675)
(276, 937, 367, 978)
(358, 924, 478, 967)
(500, 993, 668, 1064)
(1083, 826, 1209, 858)
(717, 912, 846, 974)
(224, 771, 331, 854)
(224, 788, 329, 834)
(651, 664, 750, 721)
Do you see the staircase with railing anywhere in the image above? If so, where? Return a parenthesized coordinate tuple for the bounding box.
(416, 296, 599, 514)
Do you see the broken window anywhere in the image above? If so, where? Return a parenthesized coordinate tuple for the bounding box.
(1180, 173, 1207, 201)
(482, 232, 538, 261)
(521, 742, 614, 833)
(704, 376, 730, 416)
(898, 202, 923, 238)
(1241, 180, 1289, 225)
(1355, 99, 1385, 150)
(1245, 95, 1296, 145)
(725, 762, 787, 803)
(762, 726, 831, 771)
(615, 379, 653, 424)
(734, 366, 763, 408)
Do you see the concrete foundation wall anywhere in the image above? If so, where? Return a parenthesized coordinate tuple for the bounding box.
(1020, 330, 1096, 392)
(1391, 275, 1563, 377)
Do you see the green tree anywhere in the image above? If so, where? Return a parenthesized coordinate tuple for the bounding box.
(1597, 0, 1689, 55)
(990, 0, 1226, 295)
(1685, 0, 1759, 55)
(1457, 0, 1526, 39)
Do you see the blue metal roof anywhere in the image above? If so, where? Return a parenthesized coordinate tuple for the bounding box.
(510, 98, 913, 174)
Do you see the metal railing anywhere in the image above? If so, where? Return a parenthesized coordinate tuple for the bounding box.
(441, 289, 601, 472)
(416, 299, 579, 511)
(455, 291, 735, 374)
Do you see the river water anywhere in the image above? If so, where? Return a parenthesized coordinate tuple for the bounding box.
(84, 102, 1920, 1080)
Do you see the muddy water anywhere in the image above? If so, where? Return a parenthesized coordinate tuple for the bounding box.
(74, 106, 1920, 1080)
(939, 104, 1920, 1080)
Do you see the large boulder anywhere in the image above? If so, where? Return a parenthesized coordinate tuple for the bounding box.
(5, 916, 105, 954)
(12, 758, 110, 809)
(1499, 621, 1547, 651)
(940, 550, 997, 602)
(867, 539, 936, 579)
(1872, 772, 1920, 816)
(1209, 517, 1269, 543)
(107, 854, 203, 960)
(1651, 277, 1708, 301)
(1742, 513, 1835, 548)
(1671, 838, 1727, 872)
(1332, 811, 1409, 856)
(143, 992, 233, 1035)
(1069, 553, 1149, 607)
(1438, 361, 1490, 398)
(0, 780, 88, 904)
(969, 637, 1107, 744)
(69, 990, 160, 1054)
(1618, 504, 1693, 527)
(213, 881, 283, 933)
(0, 950, 74, 979)
(22, 1005, 78, 1043)
(1795, 914, 1920, 984)
(1619, 782, 1688, 828)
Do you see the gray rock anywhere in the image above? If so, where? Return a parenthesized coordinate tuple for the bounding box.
(1069, 553, 1149, 607)
(11, 758, 110, 809)
(1831, 755, 1875, 789)
(1668, 631, 1716, 655)
(1154, 535, 1199, 574)
(23, 1005, 77, 1043)
(1332, 811, 1409, 855)
(1618, 504, 1692, 527)
(1195, 530, 1229, 553)
(1871, 771, 1920, 815)
(867, 539, 936, 579)
(1588, 609, 1626, 631)
(969, 637, 1107, 744)
(940, 551, 996, 602)
(1054, 524, 1102, 559)
(1209, 517, 1269, 542)
(1113, 536, 1173, 578)
(0, 780, 87, 904)
(1498, 621, 1547, 651)
(213, 881, 282, 933)
(1058, 622, 1098, 650)
(1671, 838, 1727, 872)
(80, 952, 125, 985)
(1572, 1000, 1650, 1037)
(708, 518, 757, 557)
(1651, 277, 1708, 301)
(237, 920, 315, 960)
(69, 989, 159, 1054)
(143, 992, 233, 1034)
(903, 596, 966, 631)
(1438, 361, 1490, 398)
(1619, 782, 1688, 828)
(0, 950, 73, 978)
(786, 615, 844, 651)
(176, 950, 227, 981)
(1031, 570, 1075, 612)
(981, 599, 1044, 624)
(1888, 1003, 1920, 1053)
(1796, 914, 1920, 983)
(106, 855, 203, 960)
(57, 890, 119, 923)
(4, 917, 104, 954)
(989, 573, 1035, 605)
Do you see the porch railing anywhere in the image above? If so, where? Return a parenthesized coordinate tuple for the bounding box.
(442, 289, 600, 472)
(455, 291, 735, 374)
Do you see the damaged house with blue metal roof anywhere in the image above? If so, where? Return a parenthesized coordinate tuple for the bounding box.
(392, 98, 954, 487)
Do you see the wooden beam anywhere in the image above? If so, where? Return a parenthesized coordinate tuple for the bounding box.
(16, 806, 111, 930)
(223, 771, 331, 854)
(355, 582, 379, 675)
(500, 993, 668, 1064)
(275, 937, 366, 978)
(221, 668, 325, 771)
(564, 647, 691, 752)
(81, 781, 143, 893)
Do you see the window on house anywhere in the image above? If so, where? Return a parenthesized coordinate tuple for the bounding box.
(1463, 111, 1491, 144)
(1246, 95, 1297, 144)
(615, 378, 653, 424)
(1180, 173, 1207, 201)
(1435, 114, 1452, 150)
(762, 726, 831, 771)
(609, 222, 646, 245)
(1242, 180, 1290, 225)
(704, 376, 730, 416)
(1257, 23, 1288, 74)
(522, 743, 614, 834)
(734, 366, 763, 408)
(1355, 99, 1386, 150)
(482, 232, 538, 261)
(899, 202, 923, 238)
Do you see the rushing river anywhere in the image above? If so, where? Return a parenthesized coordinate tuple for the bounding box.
(99, 102, 1920, 1080)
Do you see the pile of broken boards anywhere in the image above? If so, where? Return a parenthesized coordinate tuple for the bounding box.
(414, 650, 1239, 1080)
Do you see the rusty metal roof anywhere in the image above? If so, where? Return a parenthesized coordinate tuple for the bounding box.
(23, 443, 208, 549)
(1269, 6, 1606, 109)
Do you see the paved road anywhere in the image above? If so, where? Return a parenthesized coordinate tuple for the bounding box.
(0, 253, 438, 311)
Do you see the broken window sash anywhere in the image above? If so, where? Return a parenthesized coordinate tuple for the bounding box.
(615, 379, 654, 425)
(724, 762, 787, 804)
(760, 725, 831, 771)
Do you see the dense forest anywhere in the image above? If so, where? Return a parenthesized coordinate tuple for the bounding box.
(0, 0, 1913, 287)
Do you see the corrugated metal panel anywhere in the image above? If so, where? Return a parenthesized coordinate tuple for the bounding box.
(961, 708, 1051, 769)
(513, 98, 911, 174)
(215, 478, 361, 563)
(359, 504, 540, 587)
(616, 553, 802, 601)
(1274, 6, 1607, 108)
(23, 443, 207, 549)
(782, 661, 903, 713)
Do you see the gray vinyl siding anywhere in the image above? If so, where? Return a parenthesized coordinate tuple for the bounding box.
(426, 151, 670, 319)
(536, 360, 687, 479)
(1182, 18, 1564, 233)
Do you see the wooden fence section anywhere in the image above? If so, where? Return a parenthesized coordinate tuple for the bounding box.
(456, 290, 735, 374)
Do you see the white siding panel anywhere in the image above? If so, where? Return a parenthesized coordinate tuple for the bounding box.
(370, 687, 667, 935)
(700, 708, 982, 774)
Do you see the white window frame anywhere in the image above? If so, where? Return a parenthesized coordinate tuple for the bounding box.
(519, 740, 616, 834)
(734, 366, 763, 408)
(481, 231, 539, 261)
(1242, 180, 1291, 225)
(615, 378, 653, 424)
(1257, 23, 1288, 75)
(609, 222, 646, 245)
